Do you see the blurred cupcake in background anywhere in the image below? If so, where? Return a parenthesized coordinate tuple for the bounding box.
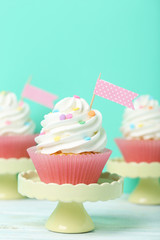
(0, 91, 36, 159)
(115, 95, 160, 163)
(28, 95, 112, 184)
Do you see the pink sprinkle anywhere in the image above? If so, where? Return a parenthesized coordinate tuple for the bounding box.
(6, 120, 11, 125)
(139, 106, 144, 109)
(66, 113, 73, 119)
(40, 131, 45, 135)
(19, 101, 24, 107)
(73, 95, 80, 99)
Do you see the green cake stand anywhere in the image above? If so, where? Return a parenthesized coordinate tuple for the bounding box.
(18, 170, 123, 234)
(0, 158, 35, 200)
(107, 158, 160, 205)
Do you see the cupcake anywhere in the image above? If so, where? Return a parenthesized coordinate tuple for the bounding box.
(28, 95, 112, 184)
(115, 95, 160, 163)
(0, 91, 36, 159)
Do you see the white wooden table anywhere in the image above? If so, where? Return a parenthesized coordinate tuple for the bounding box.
(0, 195, 159, 240)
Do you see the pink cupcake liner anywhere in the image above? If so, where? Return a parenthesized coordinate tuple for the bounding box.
(115, 138, 160, 163)
(27, 147, 112, 184)
(0, 134, 37, 159)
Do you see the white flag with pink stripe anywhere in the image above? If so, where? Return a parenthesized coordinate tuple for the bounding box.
(94, 79, 138, 109)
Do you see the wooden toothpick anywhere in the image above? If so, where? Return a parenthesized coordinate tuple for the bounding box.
(27, 75, 32, 85)
(90, 73, 101, 109)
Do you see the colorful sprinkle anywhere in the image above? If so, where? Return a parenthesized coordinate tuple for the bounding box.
(19, 101, 24, 107)
(60, 114, 66, 120)
(66, 113, 73, 119)
(54, 136, 61, 142)
(84, 137, 91, 141)
(88, 110, 96, 117)
(139, 106, 144, 109)
(24, 122, 30, 126)
(52, 109, 59, 113)
(0, 91, 6, 95)
(5, 120, 11, 125)
(17, 106, 22, 111)
(138, 123, 143, 128)
(73, 107, 80, 111)
(79, 120, 85, 124)
(149, 96, 153, 100)
(73, 95, 80, 99)
(130, 124, 135, 129)
(148, 106, 153, 110)
(39, 131, 45, 136)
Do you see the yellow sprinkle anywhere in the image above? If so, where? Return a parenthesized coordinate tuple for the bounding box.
(138, 124, 143, 128)
(72, 107, 80, 111)
(0, 91, 6, 95)
(17, 106, 22, 111)
(54, 136, 61, 142)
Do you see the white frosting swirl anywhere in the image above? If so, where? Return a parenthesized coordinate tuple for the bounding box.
(35, 96, 107, 154)
(0, 91, 35, 136)
(121, 95, 160, 140)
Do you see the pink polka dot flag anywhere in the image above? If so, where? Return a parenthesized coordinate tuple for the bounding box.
(94, 79, 138, 109)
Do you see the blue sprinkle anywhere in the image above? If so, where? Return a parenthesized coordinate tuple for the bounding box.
(130, 124, 135, 129)
(84, 137, 91, 141)
(24, 122, 30, 126)
(52, 109, 59, 113)
(149, 96, 153, 100)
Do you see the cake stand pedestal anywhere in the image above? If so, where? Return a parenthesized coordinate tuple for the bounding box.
(107, 158, 160, 205)
(18, 170, 123, 233)
(0, 158, 35, 200)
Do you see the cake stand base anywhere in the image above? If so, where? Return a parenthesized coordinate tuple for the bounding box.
(18, 171, 123, 233)
(46, 202, 94, 233)
(107, 158, 160, 205)
(0, 157, 35, 200)
(129, 178, 160, 205)
(0, 174, 23, 200)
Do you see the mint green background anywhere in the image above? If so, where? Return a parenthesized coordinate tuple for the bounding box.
(0, 0, 159, 192)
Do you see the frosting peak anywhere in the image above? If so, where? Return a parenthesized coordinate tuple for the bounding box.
(121, 95, 160, 140)
(35, 96, 107, 154)
(0, 91, 35, 136)
(53, 96, 90, 115)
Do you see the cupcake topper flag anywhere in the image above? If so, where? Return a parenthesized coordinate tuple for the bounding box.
(90, 73, 138, 110)
(21, 76, 58, 109)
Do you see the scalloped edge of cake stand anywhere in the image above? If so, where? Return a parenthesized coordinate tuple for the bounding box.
(0, 158, 35, 200)
(18, 170, 123, 233)
(107, 158, 160, 205)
